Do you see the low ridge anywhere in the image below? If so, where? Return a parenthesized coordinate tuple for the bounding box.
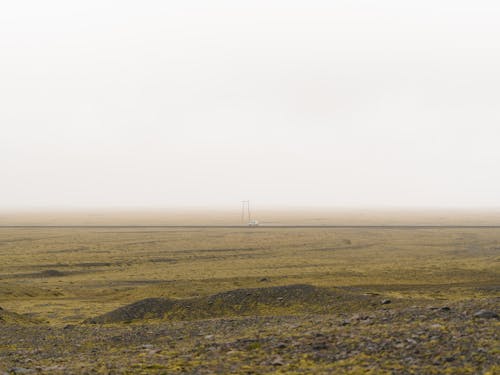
(85, 284, 376, 324)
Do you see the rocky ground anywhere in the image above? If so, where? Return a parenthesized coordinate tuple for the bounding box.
(1, 297, 498, 374)
(1, 227, 499, 373)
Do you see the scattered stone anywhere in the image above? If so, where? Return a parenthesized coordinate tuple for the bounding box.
(381, 299, 391, 305)
(352, 314, 371, 321)
(41, 366, 66, 372)
(8, 368, 34, 375)
(141, 344, 154, 349)
(259, 278, 269, 282)
(204, 335, 214, 340)
(473, 310, 499, 319)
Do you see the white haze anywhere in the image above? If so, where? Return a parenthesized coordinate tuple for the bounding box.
(1, 1, 499, 209)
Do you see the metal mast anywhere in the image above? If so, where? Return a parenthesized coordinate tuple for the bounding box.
(241, 200, 248, 224)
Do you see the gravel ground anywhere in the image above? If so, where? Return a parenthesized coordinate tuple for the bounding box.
(1, 298, 498, 374)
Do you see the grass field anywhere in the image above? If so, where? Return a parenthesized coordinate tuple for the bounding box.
(0, 221, 499, 373)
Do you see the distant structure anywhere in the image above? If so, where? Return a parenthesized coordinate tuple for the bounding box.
(241, 200, 259, 226)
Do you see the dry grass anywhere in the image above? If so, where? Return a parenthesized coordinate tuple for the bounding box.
(0, 226, 498, 323)
(0, 223, 499, 374)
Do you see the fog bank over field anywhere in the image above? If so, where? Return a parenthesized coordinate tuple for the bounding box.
(2, 209, 500, 226)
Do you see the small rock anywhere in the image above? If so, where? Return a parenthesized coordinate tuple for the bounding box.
(381, 299, 391, 305)
(271, 356, 284, 366)
(440, 306, 451, 311)
(259, 277, 269, 282)
(141, 344, 154, 349)
(312, 341, 328, 350)
(473, 310, 499, 319)
(204, 335, 214, 340)
(351, 313, 369, 321)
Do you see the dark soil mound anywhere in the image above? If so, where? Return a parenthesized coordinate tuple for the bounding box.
(86, 284, 374, 324)
(0, 306, 37, 324)
(85, 298, 176, 324)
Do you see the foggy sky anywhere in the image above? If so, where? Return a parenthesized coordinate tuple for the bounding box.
(1, 1, 500, 209)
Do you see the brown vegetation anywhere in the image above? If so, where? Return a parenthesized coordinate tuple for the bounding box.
(0, 224, 498, 373)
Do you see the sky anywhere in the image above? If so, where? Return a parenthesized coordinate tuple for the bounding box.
(1, 0, 499, 209)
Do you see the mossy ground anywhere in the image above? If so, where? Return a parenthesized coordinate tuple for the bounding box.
(0, 227, 498, 373)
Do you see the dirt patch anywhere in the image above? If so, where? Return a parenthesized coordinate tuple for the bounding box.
(85, 284, 376, 324)
(39, 269, 66, 277)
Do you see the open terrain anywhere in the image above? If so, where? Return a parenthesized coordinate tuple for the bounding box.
(0, 220, 499, 373)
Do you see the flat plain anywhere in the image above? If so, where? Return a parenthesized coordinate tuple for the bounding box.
(0, 217, 499, 373)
